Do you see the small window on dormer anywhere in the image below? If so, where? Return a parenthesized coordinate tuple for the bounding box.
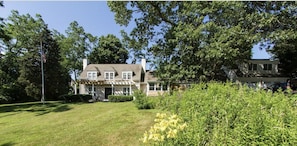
(87, 71, 97, 80)
(105, 72, 114, 80)
(122, 71, 132, 80)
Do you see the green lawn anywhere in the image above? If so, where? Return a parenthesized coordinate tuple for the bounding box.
(0, 101, 159, 146)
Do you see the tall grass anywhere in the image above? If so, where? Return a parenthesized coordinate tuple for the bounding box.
(154, 82, 297, 145)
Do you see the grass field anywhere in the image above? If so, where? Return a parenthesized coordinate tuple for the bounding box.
(0, 101, 159, 146)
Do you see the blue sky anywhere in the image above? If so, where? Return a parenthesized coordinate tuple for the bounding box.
(0, 1, 271, 60)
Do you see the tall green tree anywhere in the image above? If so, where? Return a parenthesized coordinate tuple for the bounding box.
(253, 2, 297, 77)
(55, 21, 92, 81)
(108, 2, 257, 82)
(108, 1, 297, 82)
(89, 34, 128, 64)
(4, 10, 69, 100)
(0, 1, 10, 50)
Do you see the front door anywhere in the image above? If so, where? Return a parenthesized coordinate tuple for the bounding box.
(105, 88, 112, 99)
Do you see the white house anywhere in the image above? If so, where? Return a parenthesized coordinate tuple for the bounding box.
(78, 59, 168, 100)
(234, 59, 289, 87)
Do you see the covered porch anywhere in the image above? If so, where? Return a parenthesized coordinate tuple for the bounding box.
(79, 79, 136, 101)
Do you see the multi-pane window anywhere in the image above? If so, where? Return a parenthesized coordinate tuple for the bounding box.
(87, 72, 97, 80)
(87, 86, 96, 94)
(122, 71, 132, 80)
(149, 83, 155, 91)
(263, 64, 272, 70)
(123, 87, 130, 95)
(156, 83, 161, 91)
(163, 84, 168, 90)
(248, 63, 257, 71)
(149, 83, 168, 91)
(105, 72, 114, 80)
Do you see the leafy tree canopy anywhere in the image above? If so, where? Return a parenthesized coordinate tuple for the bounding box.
(108, 1, 297, 81)
(89, 34, 128, 64)
(54, 21, 95, 80)
(2, 10, 70, 100)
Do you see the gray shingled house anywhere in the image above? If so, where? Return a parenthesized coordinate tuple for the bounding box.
(78, 59, 168, 101)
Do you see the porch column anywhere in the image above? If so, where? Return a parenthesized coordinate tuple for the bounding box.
(74, 82, 77, 95)
(112, 82, 114, 95)
(92, 83, 94, 97)
(129, 82, 132, 95)
(146, 83, 149, 96)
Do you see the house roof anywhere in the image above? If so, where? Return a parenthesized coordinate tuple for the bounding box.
(80, 64, 143, 81)
(145, 70, 159, 82)
(248, 59, 279, 64)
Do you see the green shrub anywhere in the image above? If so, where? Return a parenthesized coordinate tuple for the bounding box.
(0, 94, 12, 104)
(133, 90, 154, 109)
(108, 95, 133, 102)
(153, 82, 297, 145)
(58, 94, 92, 103)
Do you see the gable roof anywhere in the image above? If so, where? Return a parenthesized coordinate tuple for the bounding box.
(80, 64, 143, 81)
(145, 70, 159, 82)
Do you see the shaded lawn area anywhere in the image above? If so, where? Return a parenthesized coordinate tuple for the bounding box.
(0, 101, 159, 146)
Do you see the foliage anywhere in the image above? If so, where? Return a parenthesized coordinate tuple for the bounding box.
(133, 90, 155, 109)
(0, 94, 12, 104)
(141, 112, 187, 145)
(53, 21, 94, 80)
(0, 1, 10, 49)
(255, 2, 297, 77)
(108, 1, 297, 81)
(59, 94, 92, 103)
(89, 34, 128, 64)
(0, 11, 70, 101)
(108, 95, 133, 102)
(155, 82, 297, 145)
(270, 37, 297, 77)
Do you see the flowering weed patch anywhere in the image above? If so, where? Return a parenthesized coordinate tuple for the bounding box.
(154, 82, 297, 145)
(141, 113, 187, 145)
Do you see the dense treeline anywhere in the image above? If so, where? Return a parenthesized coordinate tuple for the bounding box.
(0, 2, 128, 103)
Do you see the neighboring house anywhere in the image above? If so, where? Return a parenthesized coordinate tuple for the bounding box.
(232, 59, 289, 87)
(78, 59, 168, 100)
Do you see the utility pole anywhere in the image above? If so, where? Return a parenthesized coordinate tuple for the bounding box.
(40, 40, 45, 104)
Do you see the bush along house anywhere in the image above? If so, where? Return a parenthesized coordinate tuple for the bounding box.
(78, 59, 168, 101)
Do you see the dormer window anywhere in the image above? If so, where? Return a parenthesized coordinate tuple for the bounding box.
(122, 71, 132, 80)
(105, 72, 114, 80)
(87, 71, 97, 80)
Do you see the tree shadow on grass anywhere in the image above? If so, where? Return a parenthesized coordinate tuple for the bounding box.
(1, 142, 16, 146)
(0, 102, 73, 116)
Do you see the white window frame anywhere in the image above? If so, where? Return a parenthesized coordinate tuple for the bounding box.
(149, 83, 155, 91)
(105, 72, 114, 80)
(148, 82, 168, 91)
(123, 87, 130, 95)
(87, 71, 97, 80)
(122, 71, 132, 80)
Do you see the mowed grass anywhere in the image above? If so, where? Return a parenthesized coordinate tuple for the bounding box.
(0, 101, 159, 146)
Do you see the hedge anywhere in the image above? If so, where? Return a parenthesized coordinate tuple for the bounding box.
(108, 95, 133, 102)
(59, 94, 92, 103)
